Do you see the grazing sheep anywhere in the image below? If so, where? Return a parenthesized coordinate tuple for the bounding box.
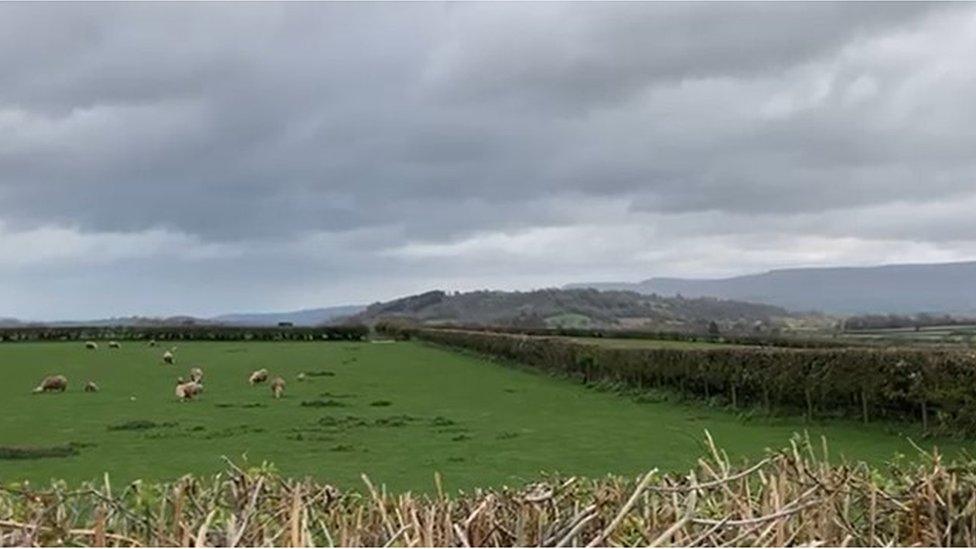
(248, 369, 269, 385)
(297, 372, 307, 382)
(175, 380, 203, 401)
(189, 367, 203, 383)
(85, 341, 98, 350)
(108, 341, 120, 349)
(84, 381, 99, 393)
(148, 339, 157, 347)
(162, 350, 174, 365)
(270, 377, 285, 399)
(33, 375, 68, 393)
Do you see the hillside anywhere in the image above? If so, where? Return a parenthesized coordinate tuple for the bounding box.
(347, 288, 795, 330)
(569, 260, 976, 315)
(211, 305, 364, 326)
(0, 306, 365, 328)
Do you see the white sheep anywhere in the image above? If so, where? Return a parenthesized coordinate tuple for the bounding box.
(162, 350, 174, 365)
(175, 380, 203, 401)
(108, 341, 121, 349)
(33, 375, 68, 393)
(270, 377, 286, 399)
(248, 369, 269, 385)
(85, 341, 98, 350)
(189, 367, 203, 383)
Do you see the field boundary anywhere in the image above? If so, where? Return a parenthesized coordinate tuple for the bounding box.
(0, 437, 970, 546)
(397, 327, 976, 435)
(0, 325, 368, 342)
(378, 321, 858, 349)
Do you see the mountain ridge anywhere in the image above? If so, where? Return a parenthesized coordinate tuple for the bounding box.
(0, 305, 365, 328)
(568, 260, 976, 315)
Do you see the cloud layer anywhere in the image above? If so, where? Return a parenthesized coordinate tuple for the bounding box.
(1, 3, 974, 318)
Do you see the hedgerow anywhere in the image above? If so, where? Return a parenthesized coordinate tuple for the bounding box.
(0, 436, 974, 546)
(0, 325, 368, 343)
(402, 328, 976, 434)
(377, 321, 856, 349)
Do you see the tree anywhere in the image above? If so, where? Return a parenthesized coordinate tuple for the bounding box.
(708, 321, 720, 336)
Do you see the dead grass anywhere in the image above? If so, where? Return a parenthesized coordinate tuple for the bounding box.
(0, 433, 973, 546)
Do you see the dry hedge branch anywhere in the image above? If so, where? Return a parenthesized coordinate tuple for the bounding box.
(0, 438, 973, 547)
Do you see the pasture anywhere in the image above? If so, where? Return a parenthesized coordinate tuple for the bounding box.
(567, 336, 749, 349)
(0, 340, 967, 492)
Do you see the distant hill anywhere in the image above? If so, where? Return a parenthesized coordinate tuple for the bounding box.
(0, 306, 365, 328)
(347, 288, 795, 331)
(39, 316, 209, 327)
(569, 261, 976, 315)
(211, 305, 364, 326)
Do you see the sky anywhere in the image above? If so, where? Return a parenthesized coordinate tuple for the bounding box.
(2, 2, 976, 319)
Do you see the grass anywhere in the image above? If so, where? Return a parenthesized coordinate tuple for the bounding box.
(545, 313, 593, 328)
(0, 340, 969, 492)
(567, 336, 749, 349)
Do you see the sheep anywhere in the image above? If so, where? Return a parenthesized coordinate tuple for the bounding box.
(270, 377, 285, 399)
(189, 367, 203, 383)
(84, 381, 99, 393)
(108, 341, 120, 349)
(175, 380, 203, 401)
(33, 375, 68, 393)
(248, 369, 269, 385)
(148, 339, 157, 347)
(297, 372, 307, 382)
(162, 350, 174, 365)
(85, 341, 98, 350)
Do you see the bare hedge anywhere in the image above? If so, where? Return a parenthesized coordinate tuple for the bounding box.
(407, 328, 976, 434)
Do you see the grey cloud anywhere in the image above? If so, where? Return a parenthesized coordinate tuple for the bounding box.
(0, 2, 975, 317)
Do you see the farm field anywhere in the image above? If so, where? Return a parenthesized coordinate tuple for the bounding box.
(567, 336, 751, 349)
(842, 324, 976, 345)
(0, 340, 969, 493)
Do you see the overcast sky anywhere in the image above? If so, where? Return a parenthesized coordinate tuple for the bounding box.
(2, 2, 976, 319)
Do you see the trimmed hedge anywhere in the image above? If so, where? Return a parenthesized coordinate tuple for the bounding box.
(0, 325, 369, 343)
(406, 328, 976, 434)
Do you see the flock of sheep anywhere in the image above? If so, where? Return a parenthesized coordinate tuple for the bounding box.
(32, 340, 290, 402)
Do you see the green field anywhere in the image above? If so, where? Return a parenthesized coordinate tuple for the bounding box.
(842, 324, 976, 345)
(568, 336, 749, 349)
(0, 341, 968, 492)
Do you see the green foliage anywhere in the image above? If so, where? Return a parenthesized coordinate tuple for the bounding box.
(359, 288, 791, 329)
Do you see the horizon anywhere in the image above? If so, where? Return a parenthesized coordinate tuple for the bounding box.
(7, 256, 976, 322)
(4, 3, 976, 319)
